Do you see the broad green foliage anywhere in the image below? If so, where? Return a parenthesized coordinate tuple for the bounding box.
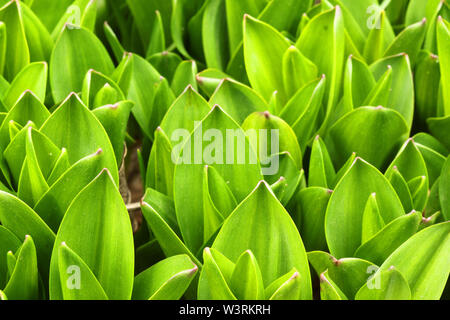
(0, 0, 448, 302)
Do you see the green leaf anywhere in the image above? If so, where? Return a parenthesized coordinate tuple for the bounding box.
(329, 0, 379, 38)
(18, 127, 62, 207)
(202, 0, 229, 70)
(361, 193, 385, 244)
(294, 187, 332, 252)
(92, 101, 133, 164)
(328, 0, 377, 51)
(0, 0, 30, 81)
(405, 0, 428, 25)
(113, 53, 161, 139)
(127, 0, 172, 49)
(173, 106, 262, 253)
(326, 106, 409, 170)
(439, 156, 450, 220)
(81, 69, 125, 110)
(142, 188, 180, 235)
(103, 21, 125, 63)
(423, 0, 445, 53)
(148, 75, 176, 139)
(146, 128, 175, 198)
(308, 251, 376, 299)
(49, 170, 134, 300)
(355, 267, 411, 300)
(171, 60, 198, 96)
(355, 211, 422, 265)
(57, 242, 108, 300)
(0, 226, 21, 289)
(364, 10, 395, 64)
(325, 157, 405, 258)
(414, 51, 440, 128)
(370, 54, 415, 128)
(296, 6, 344, 133)
(386, 166, 414, 213)
(384, 18, 427, 64)
(428, 115, 450, 151)
(28, 0, 75, 33)
(243, 15, 290, 105)
(146, 10, 166, 57)
(209, 79, 268, 125)
(362, 64, 392, 108)
(148, 51, 182, 83)
(342, 55, 376, 112)
(265, 153, 303, 205)
(6, 250, 16, 280)
(33, 149, 105, 232)
(170, 0, 203, 59)
(160, 85, 211, 143)
(140, 200, 201, 268)
(40, 93, 119, 184)
(282, 46, 318, 98)
(330, 152, 356, 189)
(0, 90, 50, 151)
(21, 2, 53, 62)
(212, 181, 312, 299)
(132, 255, 198, 300)
(3, 122, 34, 187)
(202, 165, 237, 242)
(46, 148, 70, 186)
(226, 43, 249, 84)
(385, 139, 429, 211)
(279, 76, 326, 151)
(308, 136, 336, 188)
(198, 247, 237, 300)
(229, 250, 265, 300)
(3, 61, 47, 109)
(196, 68, 229, 97)
(319, 270, 348, 300)
(437, 16, 450, 115)
(415, 135, 447, 185)
(50, 25, 114, 103)
(0, 191, 55, 283)
(3, 235, 39, 300)
(225, 0, 260, 56)
(265, 268, 302, 300)
(242, 111, 302, 168)
(377, 222, 450, 300)
(259, 0, 312, 36)
(0, 22, 7, 76)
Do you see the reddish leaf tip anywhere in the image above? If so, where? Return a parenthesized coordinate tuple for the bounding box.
(189, 264, 199, 275)
(195, 75, 203, 84)
(290, 271, 300, 280)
